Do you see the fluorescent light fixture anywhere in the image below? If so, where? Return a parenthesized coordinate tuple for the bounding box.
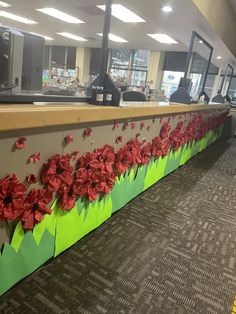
(147, 33, 178, 44)
(161, 6, 173, 12)
(36, 8, 84, 24)
(216, 56, 222, 59)
(0, 1, 10, 7)
(0, 11, 37, 24)
(97, 33, 128, 43)
(57, 32, 87, 41)
(30, 32, 54, 41)
(97, 4, 145, 23)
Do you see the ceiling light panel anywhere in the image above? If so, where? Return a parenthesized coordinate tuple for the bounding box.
(57, 32, 87, 41)
(30, 32, 54, 41)
(216, 56, 222, 59)
(0, 1, 10, 7)
(0, 11, 37, 24)
(97, 4, 145, 23)
(36, 8, 84, 24)
(161, 6, 173, 12)
(147, 33, 178, 44)
(97, 33, 128, 43)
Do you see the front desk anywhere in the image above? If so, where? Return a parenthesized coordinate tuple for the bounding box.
(0, 102, 228, 295)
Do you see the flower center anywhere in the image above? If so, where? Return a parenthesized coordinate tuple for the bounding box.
(56, 167, 63, 174)
(4, 195, 12, 205)
(32, 203, 39, 211)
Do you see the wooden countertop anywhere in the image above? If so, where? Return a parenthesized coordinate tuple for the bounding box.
(0, 102, 228, 132)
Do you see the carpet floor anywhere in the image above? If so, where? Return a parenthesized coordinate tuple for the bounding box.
(0, 138, 236, 314)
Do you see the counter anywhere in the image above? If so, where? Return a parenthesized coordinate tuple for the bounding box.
(0, 102, 228, 296)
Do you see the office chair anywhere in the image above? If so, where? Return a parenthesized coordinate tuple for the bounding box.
(123, 91, 146, 102)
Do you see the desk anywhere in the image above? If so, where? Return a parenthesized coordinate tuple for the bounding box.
(0, 102, 228, 295)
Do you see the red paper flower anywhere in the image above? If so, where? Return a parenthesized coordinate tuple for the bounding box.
(112, 120, 119, 130)
(151, 136, 162, 158)
(28, 152, 41, 163)
(59, 185, 77, 211)
(0, 174, 26, 220)
(140, 143, 151, 165)
(160, 122, 171, 139)
(21, 189, 52, 230)
(115, 136, 123, 144)
(15, 137, 27, 150)
(65, 134, 74, 144)
(131, 122, 136, 129)
(140, 121, 145, 129)
(123, 121, 129, 131)
(83, 128, 92, 138)
(41, 154, 73, 192)
(115, 146, 133, 174)
(71, 150, 79, 161)
(25, 174, 37, 185)
(127, 139, 142, 165)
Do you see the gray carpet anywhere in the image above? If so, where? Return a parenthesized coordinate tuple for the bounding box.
(1, 138, 236, 314)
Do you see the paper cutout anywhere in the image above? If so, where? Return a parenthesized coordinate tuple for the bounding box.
(0, 126, 224, 296)
(164, 148, 182, 176)
(54, 195, 112, 256)
(143, 156, 168, 191)
(0, 229, 54, 296)
(110, 166, 147, 213)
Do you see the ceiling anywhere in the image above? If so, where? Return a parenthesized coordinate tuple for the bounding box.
(0, 0, 235, 69)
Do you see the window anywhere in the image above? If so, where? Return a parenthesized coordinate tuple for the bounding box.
(109, 49, 149, 87)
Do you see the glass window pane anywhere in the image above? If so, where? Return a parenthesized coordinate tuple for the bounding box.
(132, 49, 149, 69)
(110, 49, 130, 69)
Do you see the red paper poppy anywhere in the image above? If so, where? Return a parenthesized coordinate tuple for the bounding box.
(83, 128, 92, 138)
(25, 174, 37, 185)
(41, 154, 73, 192)
(28, 152, 41, 163)
(21, 189, 52, 230)
(65, 134, 74, 144)
(140, 121, 145, 129)
(71, 150, 79, 161)
(151, 136, 162, 158)
(59, 185, 77, 211)
(140, 143, 151, 165)
(15, 137, 27, 150)
(131, 122, 136, 129)
(0, 174, 26, 220)
(115, 146, 133, 174)
(127, 139, 142, 165)
(160, 122, 171, 140)
(115, 136, 123, 144)
(123, 121, 129, 131)
(112, 120, 119, 130)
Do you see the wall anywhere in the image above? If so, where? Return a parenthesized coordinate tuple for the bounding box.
(76, 48, 91, 85)
(147, 51, 165, 90)
(193, 0, 236, 57)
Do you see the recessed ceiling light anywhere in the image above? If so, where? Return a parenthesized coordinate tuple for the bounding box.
(198, 40, 203, 44)
(97, 33, 128, 43)
(161, 6, 173, 13)
(216, 56, 222, 59)
(97, 4, 145, 23)
(36, 8, 84, 24)
(30, 32, 54, 41)
(0, 1, 10, 7)
(147, 33, 178, 44)
(57, 32, 87, 42)
(0, 11, 37, 24)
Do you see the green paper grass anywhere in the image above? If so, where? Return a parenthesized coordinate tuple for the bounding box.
(54, 195, 113, 256)
(143, 156, 168, 191)
(0, 228, 55, 296)
(111, 166, 147, 213)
